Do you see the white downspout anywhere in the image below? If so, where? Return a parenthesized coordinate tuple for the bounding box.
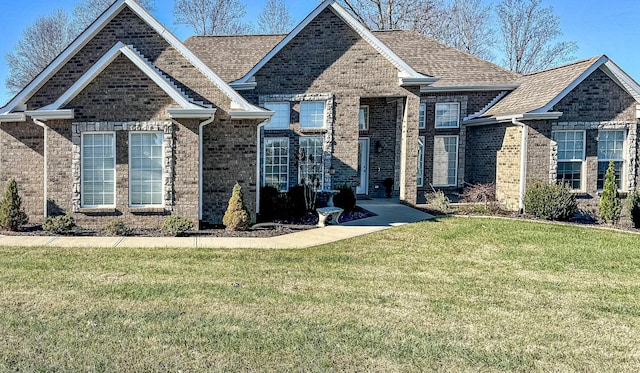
(255, 120, 269, 214)
(198, 115, 215, 221)
(32, 118, 48, 218)
(512, 117, 528, 213)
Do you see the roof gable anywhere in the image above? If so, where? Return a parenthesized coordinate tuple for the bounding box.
(230, 0, 436, 89)
(1, 0, 265, 118)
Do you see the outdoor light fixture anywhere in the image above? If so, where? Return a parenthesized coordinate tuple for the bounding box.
(376, 140, 383, 153)
(328, 166, 336, 175)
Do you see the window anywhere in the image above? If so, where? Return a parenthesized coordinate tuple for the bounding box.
(264, 102, 290, 130)
(597, 130, 625, 190)
(555, 131, 585, 190)
(433, 136, 458, 186)
(130, 132, 164, 206)
(359, 105, 369, 130)
(81, 132, 115, 207)
(264, 138, 289, 191)
(419, 103, 426, 129)
(300, 101, 326, 129)
(435, 103, 460, 128)
(417, 136, 425, 187)
(298, 137, 324, 189)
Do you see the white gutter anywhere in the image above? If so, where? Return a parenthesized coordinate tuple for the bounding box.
(31, 118, 48, 218)
(0, 112, 26, 122)
(512, 117, 528, 214)
(255, 120, 270, 215)
(198, 114, 216, 221)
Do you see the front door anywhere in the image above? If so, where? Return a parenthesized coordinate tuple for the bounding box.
(356, 138, 369, 195)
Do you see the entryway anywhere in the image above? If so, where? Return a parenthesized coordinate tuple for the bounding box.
(356, 138, 369, 195)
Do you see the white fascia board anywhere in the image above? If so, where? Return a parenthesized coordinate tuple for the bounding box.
(168, 108, 217, 119)
(41, 43, 199, 110)
(26, 109, 75, 120)
(0, 113, 26, 122)
(421, 84, 520, 93)
(465, 112, 562, 127)
(531, 56, 608, 114)
(399, 76, 439, 86)
(1, 0, 259, 115)
(603, 60, 640, 103)
(229, 109, 275, 120)
(229, 81, 258, 91)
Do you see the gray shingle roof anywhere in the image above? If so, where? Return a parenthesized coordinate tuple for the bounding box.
(372, 30, 520, 87)
(185, 30, 520, 87)
(483, 56, 604, 117)
(184, 34, 286, 83)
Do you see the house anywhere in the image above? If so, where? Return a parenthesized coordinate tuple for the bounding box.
(0, 0, 638, 230)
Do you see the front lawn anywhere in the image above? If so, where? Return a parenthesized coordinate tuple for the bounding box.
(1, 217, 639, 371)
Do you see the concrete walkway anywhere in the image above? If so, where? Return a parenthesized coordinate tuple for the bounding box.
(0, 199, 432, 249)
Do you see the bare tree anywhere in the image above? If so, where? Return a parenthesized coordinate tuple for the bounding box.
(257, 0, 295, 34)
(74, 0, 156, 30)
(339, 0, 442, 31)
(5, 9, 77, 94)
(436, 0, 495, 61)
(496, 0, 577, 74)
(173, 0, 252, 36)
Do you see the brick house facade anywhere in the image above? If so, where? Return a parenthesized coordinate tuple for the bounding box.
(1, 0, 639, 230)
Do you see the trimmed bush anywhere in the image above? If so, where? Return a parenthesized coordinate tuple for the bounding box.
(333, 185, 356, 211)
(425, 190, 451, 214)
(43, 215, 75, 234)
(524, 181, 577, 221)
(104, 219, 131, 236)
(599, 160, 622, 224)
(161, 216, 194, 237)
(0, 178, 28, 231)
(223, 183, 251, 231)
(627, 189, 640, 229)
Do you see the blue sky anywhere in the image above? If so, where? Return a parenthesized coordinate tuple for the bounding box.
(0, 0, 638, 106)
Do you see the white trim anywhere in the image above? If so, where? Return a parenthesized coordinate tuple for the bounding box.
(358, 105, 369, 131)
(198, 115, 216, 220)
(432, 135, 459, 187)
(264, 102, 291, 130)
(300, 101, 327, 129)
(421, 85, 519, 93)
(26, 109, 75, 120)
(40, 43, 200, 111)
(229, 110, 275, 120)
(233, 0, 435, 88)
(464, 112, 564, 127)
(168, 108, 217, 119)
(418, 103, 426, 129)
(553, 129, 586, 192)
(1, 0, 265, 116)
(0, 113, 26, 122)
(464, 91, 509, 121)
(128, 131, 165, 208)
(297, 136, 325, 188)
(435, 102, 460, 129)
(531, 56, 608, 114)
(263, 137, 290, 192)
(32, 118, 48, 217)
(603, 60, 640, 103)
(356, 138, 370, 195)
(597, 129, 627, 191)
(81, 131, 117, 208)
(417, 136, 425, 187)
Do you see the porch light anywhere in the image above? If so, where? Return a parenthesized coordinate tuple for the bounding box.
(328, 166, 336, 176)
(376, 140, 383, 153)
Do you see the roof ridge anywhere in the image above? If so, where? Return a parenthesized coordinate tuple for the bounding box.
(524, 56, 603, 77)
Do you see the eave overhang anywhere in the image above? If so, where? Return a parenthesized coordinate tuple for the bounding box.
(464, 112, 563, 127)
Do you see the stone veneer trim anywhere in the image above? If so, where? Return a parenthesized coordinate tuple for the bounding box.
(71, 121, 175, 212)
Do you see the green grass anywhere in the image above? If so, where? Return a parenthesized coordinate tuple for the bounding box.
(1, 217, 640, 371)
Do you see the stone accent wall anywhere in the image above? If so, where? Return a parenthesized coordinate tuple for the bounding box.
(0, 121, 45, 223)
(496, 125, 523, 210)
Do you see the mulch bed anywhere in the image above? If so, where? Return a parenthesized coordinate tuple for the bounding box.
(2, 206, 376, 238)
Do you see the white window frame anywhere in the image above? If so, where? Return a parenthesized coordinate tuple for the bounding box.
(298, 136, 324, 189)
(359, 105, 369, 131)
(417, 136, 425, 187)
(81, 132, 116, 208)
(300, 101, 326, 129)
(597, 130, 626, 191)
(419, 103, 426, 129)
(263, 137, 290, 192)
(435, 102, 460, 129)
(129, 132, 165, 208)
(432, 135, 459, 187)
(554, 130, 586, 191)
(264, 102, 290, 130)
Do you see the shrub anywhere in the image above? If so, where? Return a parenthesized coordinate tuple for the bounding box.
(286, 185, 307, 218)
(104, 219, 131, 236)
(259, 186, 290, 222)
(43, 215, 75, 234)
(223, 183, 251, 231)
(461, 183, 496, 205)
(333, 185, 356, 211)
(627, 189, 640, 229)
(161, 216, 194, 237)
(425, 190, 451, 214)
(599, 160, 622, 224)
(524, 181, 577, 221)
(0, 178, 28, 231)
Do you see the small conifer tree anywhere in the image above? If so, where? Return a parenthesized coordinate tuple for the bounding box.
(223, 182, 251, 231)
(599, 160, 622, 224)
(0, 178, 29, 231)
